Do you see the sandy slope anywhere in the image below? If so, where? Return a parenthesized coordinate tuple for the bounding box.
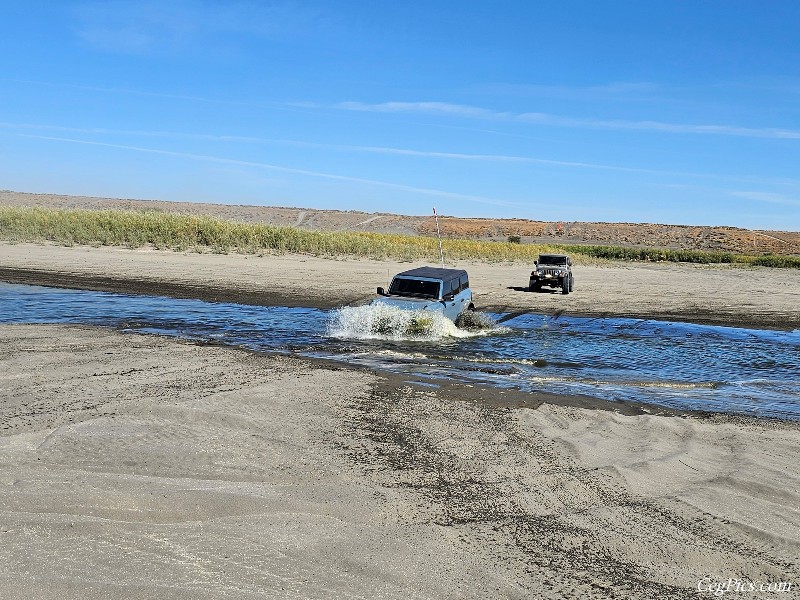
(1, 242, 800, 329)
(1, 325, 798, 599)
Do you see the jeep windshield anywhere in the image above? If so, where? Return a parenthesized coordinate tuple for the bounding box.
(388, 277, 440, 299)
(538, 255, 568, 266)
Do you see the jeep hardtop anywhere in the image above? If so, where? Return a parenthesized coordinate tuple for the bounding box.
(529, 254, 574, 295)
(372, 266, 474, 321)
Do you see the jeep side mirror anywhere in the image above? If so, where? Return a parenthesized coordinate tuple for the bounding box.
(377, 287, 385, 295)
(443, 294, 454, 301)
(534, 261, 538, 266)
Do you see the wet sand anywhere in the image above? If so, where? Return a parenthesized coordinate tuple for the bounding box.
(2, 242, 800, 329)
(1, 325, 798, 598)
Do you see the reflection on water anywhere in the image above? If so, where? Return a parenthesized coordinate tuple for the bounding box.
(1, 282, 799, 420)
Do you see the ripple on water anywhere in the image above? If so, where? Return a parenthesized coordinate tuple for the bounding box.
(1, 282, 798, 420)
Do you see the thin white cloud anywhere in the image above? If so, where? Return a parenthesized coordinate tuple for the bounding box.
(0, 121, 266, 142)
(480, 81, 662, 100)
(0, 121, 677, 174)
(72, 0, 326, 54)
(18, 134, 520, 208)
(2, 78, 290, 109)
(665, 184, 800, 209)
(338, 100, 800, 140)
(545, 116, 800, 139)
(8, 121, 800, 185)
(337, 101, 506, 119)
(731, 191, 800, 207)
(23, 80, 794, 140)
(348, 145, 656, 173)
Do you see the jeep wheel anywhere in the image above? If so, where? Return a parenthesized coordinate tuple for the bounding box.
(569, 276, 574, 292)
(530, 282, 542, 293)
(562, 278, 570, 295)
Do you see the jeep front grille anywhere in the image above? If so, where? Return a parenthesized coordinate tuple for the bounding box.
(540, 268, 562, 276)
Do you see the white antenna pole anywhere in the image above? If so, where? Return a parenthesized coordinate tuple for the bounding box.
(433, 207, 444, 267)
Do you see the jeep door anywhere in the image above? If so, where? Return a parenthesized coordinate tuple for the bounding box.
(443, 275, 471, 321)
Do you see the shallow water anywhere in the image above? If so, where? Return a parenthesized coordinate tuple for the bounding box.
(2, 282, 799, 420)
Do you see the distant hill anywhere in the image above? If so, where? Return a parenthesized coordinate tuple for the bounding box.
(2, 190, 798, 255)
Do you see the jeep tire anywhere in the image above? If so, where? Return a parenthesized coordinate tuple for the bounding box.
(562, 277, 570, 295)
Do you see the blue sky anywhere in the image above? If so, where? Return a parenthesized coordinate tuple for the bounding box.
(2, 1, 800, 229)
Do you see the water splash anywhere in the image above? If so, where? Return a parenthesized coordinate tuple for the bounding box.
(454, 309, 499, 331)
(327, 304, 503, 340)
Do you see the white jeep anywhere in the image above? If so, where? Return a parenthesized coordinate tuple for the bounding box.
(372, 266, 474, 322)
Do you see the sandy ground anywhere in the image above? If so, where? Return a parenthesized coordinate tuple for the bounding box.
(2, 242, 800, 329)
(1, 324, 798, 599)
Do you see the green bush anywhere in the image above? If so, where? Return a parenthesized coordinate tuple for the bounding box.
(1, 206, 798, 269)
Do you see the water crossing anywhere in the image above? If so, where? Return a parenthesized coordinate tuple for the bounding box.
(2, 282, 798, 420)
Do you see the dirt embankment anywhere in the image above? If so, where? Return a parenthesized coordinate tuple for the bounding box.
(420, 218, 800, 255)
(3, 190, 799, 255)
